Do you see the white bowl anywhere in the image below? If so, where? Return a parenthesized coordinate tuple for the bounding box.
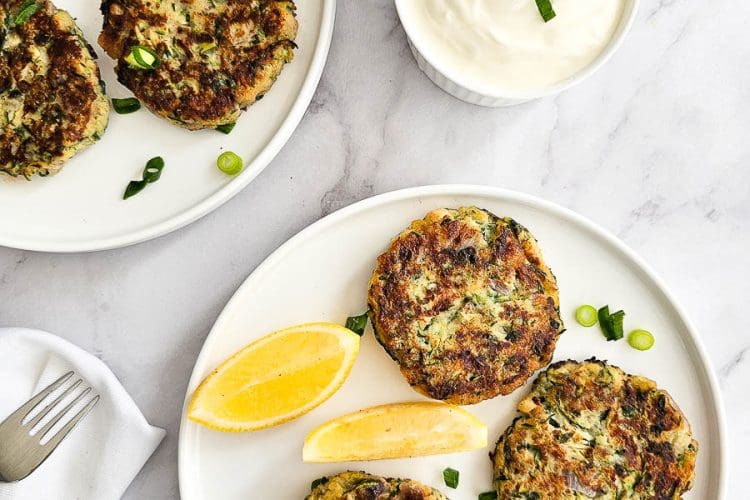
(396, 0, 640, 107)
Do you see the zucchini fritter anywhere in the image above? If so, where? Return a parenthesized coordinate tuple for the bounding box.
(368, 207, 564, 405)
(306, 471, 447, 500)
(492, 359, 698, 499)
(98, 0, 297, 130)
(0, 0, 109, 178)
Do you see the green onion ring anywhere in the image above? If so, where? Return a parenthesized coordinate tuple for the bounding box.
(575, 305, 598, 327)
(216, 151, 243, 176)
(628, 329, 655, 351)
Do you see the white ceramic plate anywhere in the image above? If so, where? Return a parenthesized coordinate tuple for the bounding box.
(0, 0, 335, 252)
(178, 185, 727, 500)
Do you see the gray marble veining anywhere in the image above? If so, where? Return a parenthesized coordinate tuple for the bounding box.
(1, 0, 748, 498)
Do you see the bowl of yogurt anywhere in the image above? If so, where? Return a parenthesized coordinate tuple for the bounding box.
(396, 0, 639, 107)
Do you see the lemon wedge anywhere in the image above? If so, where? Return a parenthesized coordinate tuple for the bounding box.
(188, 323, 360, 432)
(303, 402, 487, 462)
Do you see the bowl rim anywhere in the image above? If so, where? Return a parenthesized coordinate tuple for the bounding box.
(395, 0, 641, 101)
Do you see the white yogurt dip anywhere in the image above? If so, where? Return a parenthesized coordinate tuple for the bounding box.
(400, 0, 627, 92)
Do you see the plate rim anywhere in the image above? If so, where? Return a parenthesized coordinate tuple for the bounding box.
(0, 0, 337, 253)
(177, 184, 728, 500)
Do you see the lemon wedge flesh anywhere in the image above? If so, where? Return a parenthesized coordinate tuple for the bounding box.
(303, 402, 487, 462)
(188, 323, 360, 432)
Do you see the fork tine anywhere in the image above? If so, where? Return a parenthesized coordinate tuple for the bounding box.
(36, 387, 92, 440)
(41, 395, 99, 452)
(1, 371, 74, 426)
(26, 379, 82, 429)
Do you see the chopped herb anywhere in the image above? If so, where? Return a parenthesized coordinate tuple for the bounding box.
(345, 313, 368, 336)
(628, 329, 655, 351)
(310, 477, 327, 490)
(123, 156, 165, 199)
(123, 180, 147, 199)
(442, 467, 459, 489)
(111, 97, 141, 114)
(575, 305, 598, 327)
(142, 156, 164, 183)
(478, 492, 497, 500)
(125, 45, 160, 70)
(13, 0, 42, 26)
(216, 122, 236, 134)
(216, 151, 243, 175)
(610, 310, 625, 339)
(534, 0, 556, 22)
(597, 305, 625, 341)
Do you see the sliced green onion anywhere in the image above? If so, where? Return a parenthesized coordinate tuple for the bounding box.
(123, 156, 165, 199)
(13, 0, 42, 26)
(124, 180, 147, 200)
(597, 306, 610, 333)
(478, 492, 498, 500)
(442, 467, 459, 489)
(142, 156, 165, 183)
(124, 45, 160, 70)
(609, 310, 625, 340)
(628, 329, 654, 351)
(216, 151, 243, 176)
(345, 313, 368, 336)
(112, 97, 141, 114)
(534, 0, 556, 22)
(216, 122, 236, 134)
(575, 305, 598, 327)
(598, 305, 625, 341)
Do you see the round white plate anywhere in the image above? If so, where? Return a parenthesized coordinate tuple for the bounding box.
(0, 0, 335, 252)
(178, 185, 727, 500)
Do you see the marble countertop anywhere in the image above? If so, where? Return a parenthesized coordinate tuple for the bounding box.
(1, 1, 747, 498)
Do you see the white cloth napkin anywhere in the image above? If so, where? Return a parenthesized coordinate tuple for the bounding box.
(0, 328, 165, 500)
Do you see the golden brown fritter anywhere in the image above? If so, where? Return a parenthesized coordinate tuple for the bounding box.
(0, 0, 109, 178)
(492, 359, 698, 499)
(306, 471, 448, 500)
(368, 206, 564, 405)
(98, 0, 297, 130)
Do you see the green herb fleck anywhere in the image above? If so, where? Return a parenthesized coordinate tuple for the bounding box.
(123, 156, 165, 199)
(142, 156, 164, 183)
(112, 97, 141, 114)
(216, 122, 236, 134)
(310, 477, 327, 490)
(123, 180, 147, 200)
(478, 492, 498, 500)
(199, 41, 217, 53)
(124, 45, 161, 70)
(442, 467, 459, 489)
(13, 0, 43, 26)
(534, 0, 556, 22)
(597, 305, 625, 341)
(345, 313, 368, 336)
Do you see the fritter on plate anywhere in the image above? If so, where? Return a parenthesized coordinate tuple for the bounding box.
(492, 359, 698, 499)
(368, 206, 564, 405)
(306, 471, 447, 500)
(98, 0, 297, 130)
(0, 0, 109, 178)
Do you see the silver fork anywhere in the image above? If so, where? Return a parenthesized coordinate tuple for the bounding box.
(0, 371, 100, 482)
